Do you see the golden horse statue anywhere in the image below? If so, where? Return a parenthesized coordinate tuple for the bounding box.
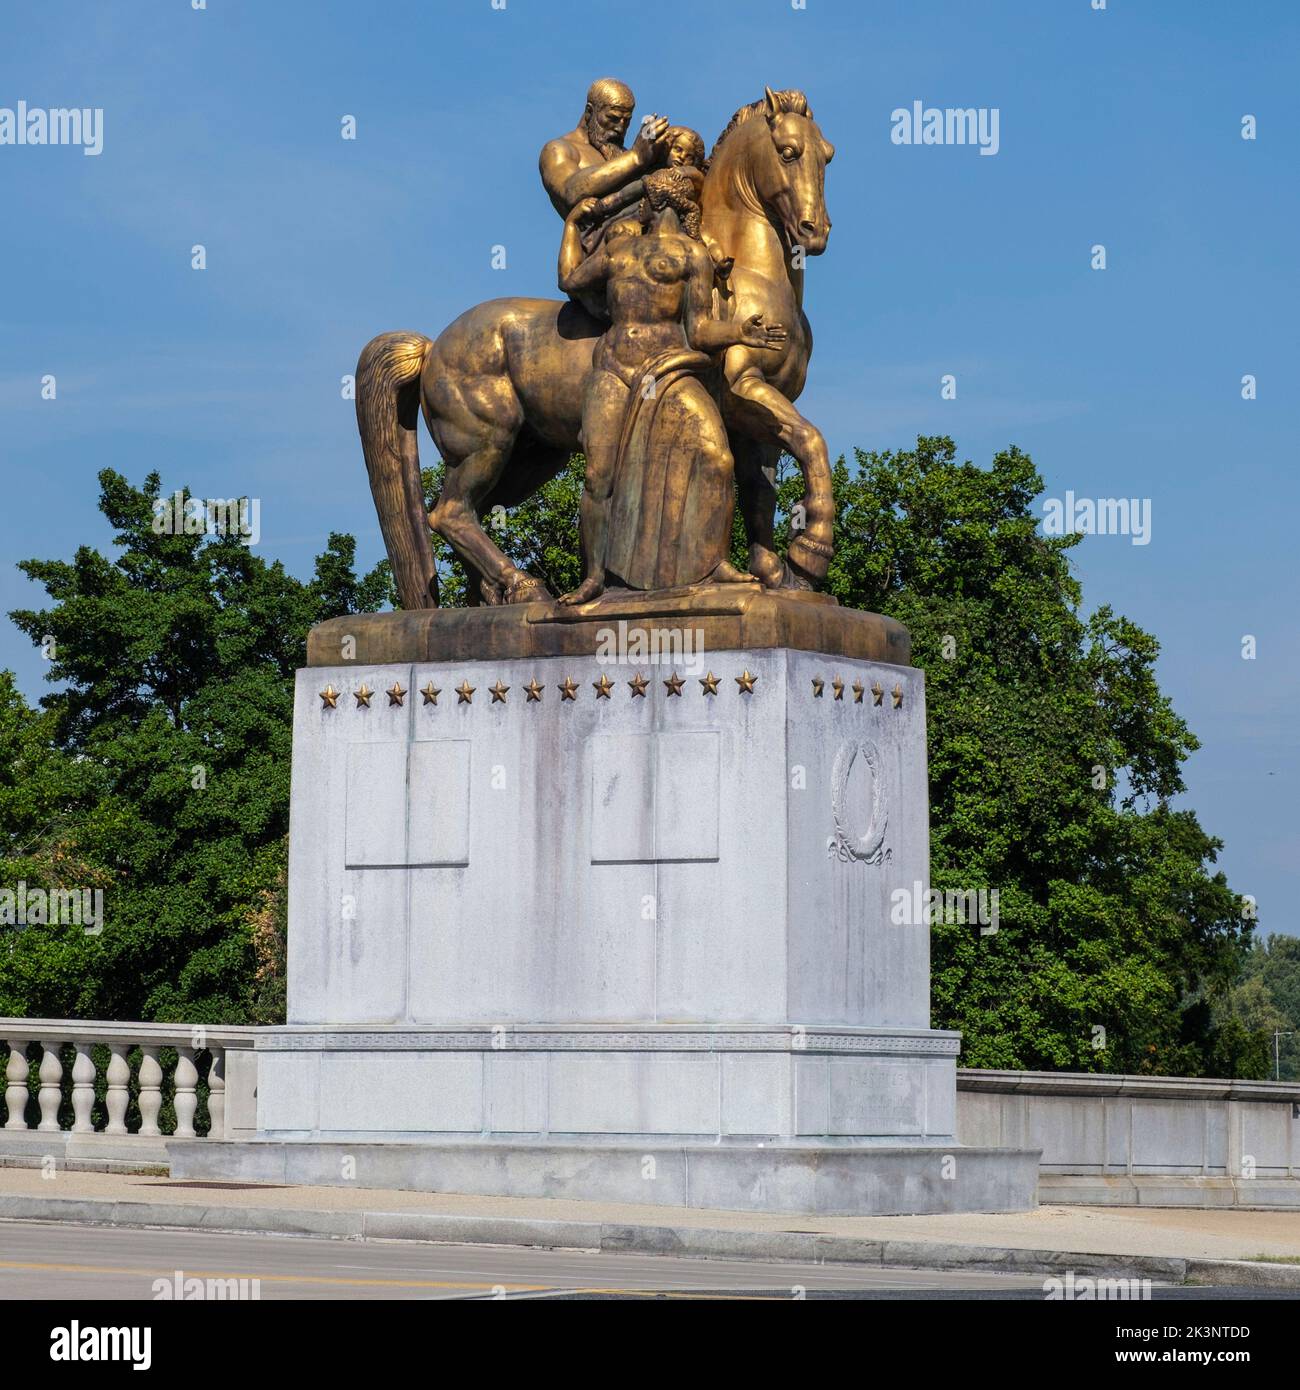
(355, 87, 835, 609)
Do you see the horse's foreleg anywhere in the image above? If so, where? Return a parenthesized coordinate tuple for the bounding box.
(728, 432, 785, 589)
(724, 369, 835, 586)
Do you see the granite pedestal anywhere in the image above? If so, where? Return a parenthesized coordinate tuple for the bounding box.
(239, 595, 1037, 1214)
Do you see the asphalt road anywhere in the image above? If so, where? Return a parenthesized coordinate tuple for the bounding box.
(2, 1220, 1294, 1300)
(0, 1220, 1057, 1299)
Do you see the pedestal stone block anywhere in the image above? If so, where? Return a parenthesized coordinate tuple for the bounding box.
(243, 632, 1038, 1214)
(287, 648, 929, 1035)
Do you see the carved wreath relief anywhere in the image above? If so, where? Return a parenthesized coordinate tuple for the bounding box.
(827, 738, 891, 865)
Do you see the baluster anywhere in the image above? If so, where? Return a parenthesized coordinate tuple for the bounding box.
(71, 1044, 97, 1133)
(207, 1048, 226, 1140)
(138, 1046, 163, 1137)
(173, 1048, 198, 1138)
(4, 1043, 30, 1130)
(104, 1045, 131, 1135)
(37, 1041, 65, 1131)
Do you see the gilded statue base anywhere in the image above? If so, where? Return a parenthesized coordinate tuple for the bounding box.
(306, 586, 910, 668)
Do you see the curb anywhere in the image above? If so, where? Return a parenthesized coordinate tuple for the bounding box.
(0, 1156, 169, 1177)
(2, 1192, 1299, 1287)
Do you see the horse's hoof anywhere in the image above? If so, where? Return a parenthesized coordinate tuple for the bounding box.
(504, 574, 551, 605)
(787, 534, 832, 585)
(748, 547, 786, 589)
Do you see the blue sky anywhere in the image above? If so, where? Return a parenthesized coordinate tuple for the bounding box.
(2, 0, 1296, 931)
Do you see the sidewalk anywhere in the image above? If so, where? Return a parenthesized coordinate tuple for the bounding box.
(1, 1167, 1298, 1286)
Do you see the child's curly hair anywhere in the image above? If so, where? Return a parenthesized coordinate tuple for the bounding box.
(640, 166, 703, 240)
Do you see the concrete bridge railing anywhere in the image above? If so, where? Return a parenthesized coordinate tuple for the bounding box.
(0, 1020, 259, 1144)
(957, 1067, 1300, 1181)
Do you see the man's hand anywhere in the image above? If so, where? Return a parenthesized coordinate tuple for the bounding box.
(740, 313, 788, 350)
(633, 114, 670, 166)
(567, 196, 600, 225)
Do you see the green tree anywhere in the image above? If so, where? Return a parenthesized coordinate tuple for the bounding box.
(4, 470, 386, 1022)
(1217, 935, 1300, 1079)
(803, 438, 1255, 1074)
(0, 671, 119, 1016)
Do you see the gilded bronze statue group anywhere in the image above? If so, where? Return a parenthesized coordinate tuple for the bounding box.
(355, 78, 836, 610)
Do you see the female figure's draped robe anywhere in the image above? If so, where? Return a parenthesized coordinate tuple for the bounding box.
(602, 346, 735, 591)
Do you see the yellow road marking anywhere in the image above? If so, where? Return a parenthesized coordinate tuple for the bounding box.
(0, 1260, 544, 1292)
(0, 1259, 784, 1297)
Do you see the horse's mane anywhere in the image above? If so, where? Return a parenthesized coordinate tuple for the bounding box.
(711, 90, 812, 158)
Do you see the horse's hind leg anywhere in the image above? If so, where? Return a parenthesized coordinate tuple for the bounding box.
(470, 436, 572, 603)
(425, 375, 552, 603)
(428, 439, 552, 603)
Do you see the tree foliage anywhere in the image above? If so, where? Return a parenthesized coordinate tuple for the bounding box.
(2, 470, 385, 1021)
(1, 447, 1270, 1076)
(1216, 934, 1300, 1079)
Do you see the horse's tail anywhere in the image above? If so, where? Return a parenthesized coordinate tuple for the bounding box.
(356, 331, 438, 609)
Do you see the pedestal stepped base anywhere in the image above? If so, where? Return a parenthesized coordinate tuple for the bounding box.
(259, 601, 1039, 1213)
(170, 1136, 1039, 1217)
(233, 1024, 1039, 1214)
(256, 1025, 959, 1142)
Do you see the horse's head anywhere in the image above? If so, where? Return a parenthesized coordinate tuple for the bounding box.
(729, 87, 834, 256)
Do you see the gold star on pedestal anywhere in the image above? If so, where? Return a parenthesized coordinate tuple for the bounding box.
(558, 676, 579, 701)
(812, 677, 825, 697)
(892, 682, 904, 708)
(852, 680, 865, 704)
(387, 682, 406, 707)
(699, 671, 720, 696)
(319, 685, 339, 709)
(832, 676, 845, 701)
(628, 673, 649, 698)
(490, 680, 509, 704)
(735, 670, 757, 694)
(663, 672, 685, 697)
(525, 679, 544, 703)
(420, 682, 440, 706)
(354, 683, 373, 708)
(456, 680, 475, 704)
(593, 673, 614, 699)
(871, 681, 884, 706)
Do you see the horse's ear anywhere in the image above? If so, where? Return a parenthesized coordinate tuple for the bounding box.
(763, 86, 782, 122)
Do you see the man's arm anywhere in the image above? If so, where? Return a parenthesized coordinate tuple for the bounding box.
(539, 119, 669, 212)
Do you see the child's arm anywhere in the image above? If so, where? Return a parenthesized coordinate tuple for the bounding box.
(588, 180, 645, 222)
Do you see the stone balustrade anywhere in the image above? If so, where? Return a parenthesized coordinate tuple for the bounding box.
(0, 1020, 259, 1142)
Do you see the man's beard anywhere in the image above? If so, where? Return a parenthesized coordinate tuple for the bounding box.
(586, 114, 626, 161)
